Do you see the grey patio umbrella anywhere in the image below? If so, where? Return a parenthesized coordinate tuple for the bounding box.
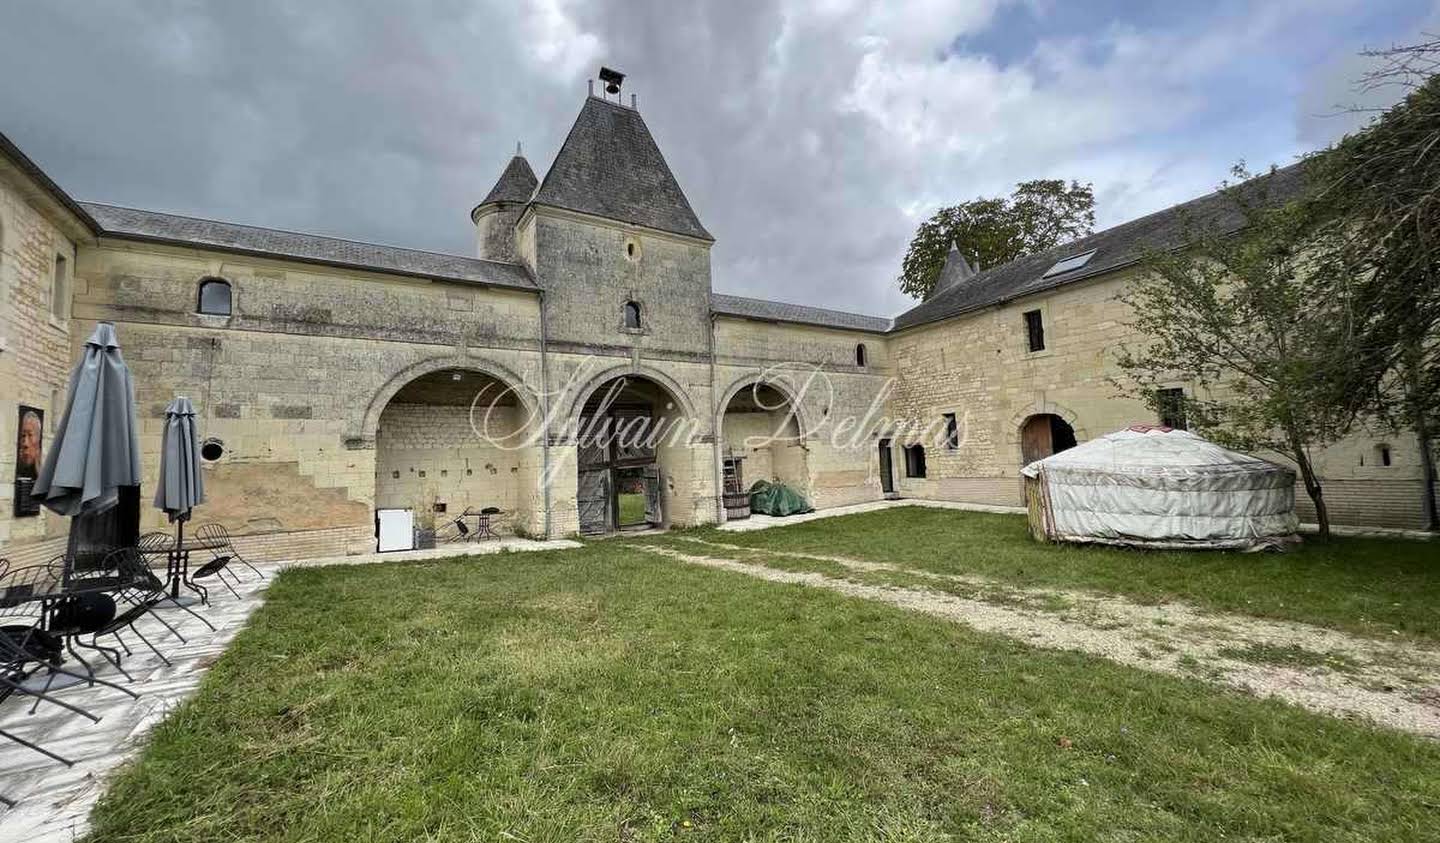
(153, 396, 205, 523)
(32, 322, 143, 516)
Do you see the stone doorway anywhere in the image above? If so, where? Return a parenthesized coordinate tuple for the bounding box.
(1020, 413, 1078, 466)
(576, 376, 682, 535)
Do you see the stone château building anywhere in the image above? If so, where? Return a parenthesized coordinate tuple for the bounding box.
(1, 73, 1431, 563)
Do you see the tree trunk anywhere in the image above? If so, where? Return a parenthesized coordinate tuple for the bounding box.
(1403, 356, 1438, 532)
(1286, 430, 1329, 538)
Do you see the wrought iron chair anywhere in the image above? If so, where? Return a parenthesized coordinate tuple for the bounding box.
(35, 557, 142, 703)
(1, 562, 112, 765)
(83, 548, 189, 669)
(193, 523, 266, 581)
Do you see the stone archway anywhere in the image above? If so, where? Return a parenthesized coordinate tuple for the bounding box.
(372, 364, 542, 539)
(359, 354, 538, 444)
(569, 371, 700, 535)
(716, 379, 810, 515)
(1019, 413, 1078, 467)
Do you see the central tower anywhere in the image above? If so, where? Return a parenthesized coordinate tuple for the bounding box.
(500, 69, 715, 357)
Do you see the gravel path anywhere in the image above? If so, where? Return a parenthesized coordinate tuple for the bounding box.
(638, 538, 1440, 738)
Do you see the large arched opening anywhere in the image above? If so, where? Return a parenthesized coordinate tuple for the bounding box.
(374, 367, 537, 538)
(1019, 413, 1078, 467)
(573, 373, 693, 534)
(718, 381, 808, 514)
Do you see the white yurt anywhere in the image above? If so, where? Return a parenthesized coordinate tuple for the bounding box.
(1020, 425, 1299, 550)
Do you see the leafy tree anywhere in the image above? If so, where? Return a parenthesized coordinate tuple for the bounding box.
(1304, 40, 1440, 529)
(1115, 167, 1366, 537)
(898, 179, 1095, 300)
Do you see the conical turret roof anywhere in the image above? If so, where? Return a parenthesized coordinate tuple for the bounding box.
(479, 154, 538, 207)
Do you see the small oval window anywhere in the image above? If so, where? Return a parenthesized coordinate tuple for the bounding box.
(855, 343, 867, 367)
(198, 278, 232, 316)
(200, 437, 225, 461)
(623, 300, 642, 330)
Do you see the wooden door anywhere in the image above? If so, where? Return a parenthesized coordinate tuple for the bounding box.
(643, 466, 663, 524)
(1021, 416, 1054, 466)
(878, 439, 894, 493)
(577, 468, 611, 535)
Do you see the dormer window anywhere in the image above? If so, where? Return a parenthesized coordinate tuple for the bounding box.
(623, 300, 642, 330)
(198, 277, 232, 316)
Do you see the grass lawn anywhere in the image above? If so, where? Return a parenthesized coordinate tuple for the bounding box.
(618, 492, 648, 525)
(88, 539, 1440, 842)
(704, 507, 1440, 641)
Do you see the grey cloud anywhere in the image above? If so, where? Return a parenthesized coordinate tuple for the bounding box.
(0, 1, 1424, 319)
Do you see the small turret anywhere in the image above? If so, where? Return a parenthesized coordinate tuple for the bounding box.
(471, 144, 538, 262)
(928, 242, 978, 300)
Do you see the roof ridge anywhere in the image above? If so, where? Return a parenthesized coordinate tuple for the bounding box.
(895, 161, 1310, 328)
(81, 201, 524, 269)
(713, 292, 890, 322)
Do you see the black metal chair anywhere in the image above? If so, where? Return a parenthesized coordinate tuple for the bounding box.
(84, 548, 189, 669)
(33, 557, 141, 706)
(0, 562, 113, 769)
(137, 531, 216, 631)
(193, 523, 266, 581)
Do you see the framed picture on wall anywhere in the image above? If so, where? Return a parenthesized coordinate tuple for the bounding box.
(14, 404, 43, 517)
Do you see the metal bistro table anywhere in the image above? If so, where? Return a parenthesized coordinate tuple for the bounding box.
(139, 537, 226, 602)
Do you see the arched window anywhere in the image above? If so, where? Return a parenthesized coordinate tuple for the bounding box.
(197, 277, 232, 316)
(623, 300, 642, 330)
(855, 343, 867, 367)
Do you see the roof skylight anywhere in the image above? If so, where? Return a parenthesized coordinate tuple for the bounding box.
(1041, 249, 1097, 278)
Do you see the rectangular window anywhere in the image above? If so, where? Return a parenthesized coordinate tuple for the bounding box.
(943, 413, 958, 449)
(904, 444, 927, 478)
(50, 254, 68, 320)
(1024, 309, 1045, 352)
(1157, 387, 1187, 430)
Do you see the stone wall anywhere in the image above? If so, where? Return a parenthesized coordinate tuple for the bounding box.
(0, 167, 84, 551)
(375, 403, 528, 532)
(71, 236, 548, 550)
(886, 268, 1435, 528)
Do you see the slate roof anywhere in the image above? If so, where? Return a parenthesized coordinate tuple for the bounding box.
(891, 162, 1311, 331)
(712, 293, 892, 333)
(83, 203, 536, 290)
(532, 96, 712, 241)
(477, 154, 538, 208)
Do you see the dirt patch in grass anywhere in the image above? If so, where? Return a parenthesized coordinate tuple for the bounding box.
(642, 539, 1440, 738)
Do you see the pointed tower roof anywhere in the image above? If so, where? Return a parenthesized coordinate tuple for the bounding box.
(532, 96, 712, 241)
(477, 153, 539, 208)
(928, 243, 978, 300)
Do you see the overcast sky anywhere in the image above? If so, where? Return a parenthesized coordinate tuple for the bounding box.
(2, 1, 1435, 316)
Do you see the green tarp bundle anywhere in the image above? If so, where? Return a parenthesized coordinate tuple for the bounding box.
(748, 479, 813, 517)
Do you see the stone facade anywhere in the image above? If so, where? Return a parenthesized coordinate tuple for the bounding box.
(0, 87, 1433, 565)
(0, 151, 88, 550)
(884, 268, 1433, 528)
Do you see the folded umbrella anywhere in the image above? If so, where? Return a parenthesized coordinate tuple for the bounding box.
(32, 323, 142, 516)
(154, 396, 205, 522)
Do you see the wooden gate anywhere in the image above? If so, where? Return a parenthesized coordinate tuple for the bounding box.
(577, 415, 612, 534)
(643, 465, 662, 524)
